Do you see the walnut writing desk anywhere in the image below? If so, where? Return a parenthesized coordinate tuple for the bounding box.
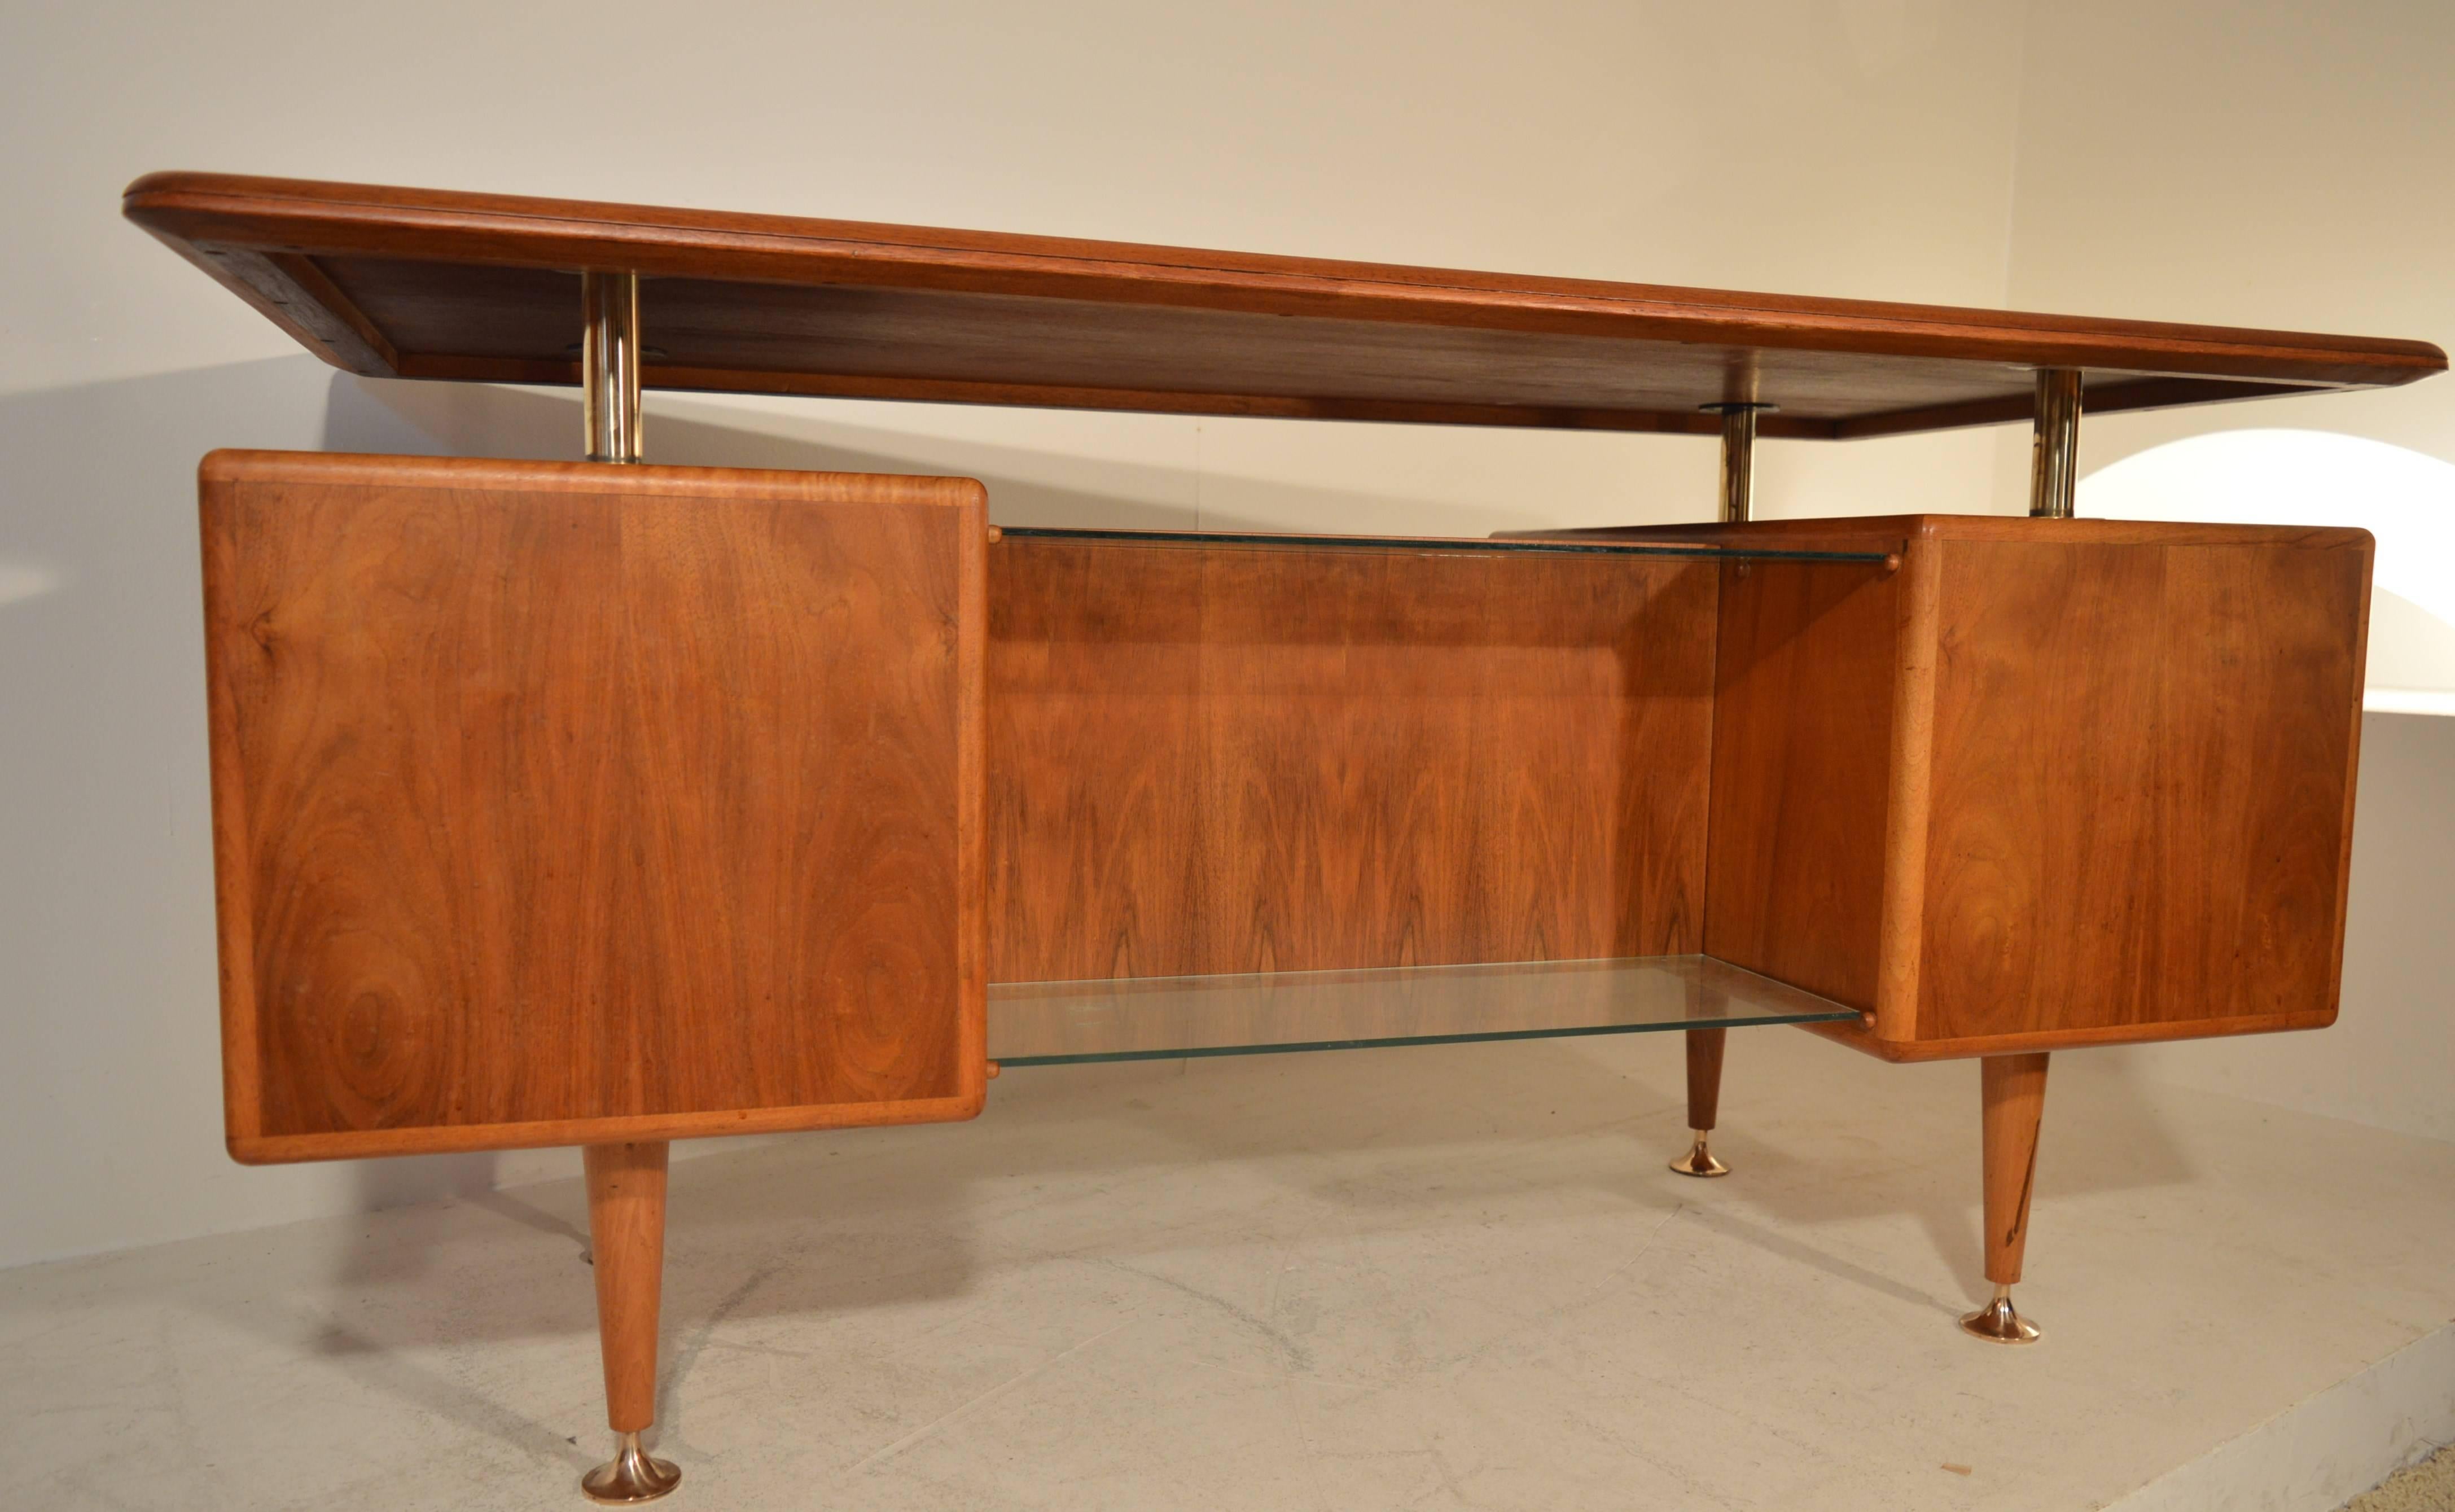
(124, 172, 2445, 1504)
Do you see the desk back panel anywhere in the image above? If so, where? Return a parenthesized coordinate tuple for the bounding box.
(987, 538, 1717, 981)
(201, 453, 987, 1162)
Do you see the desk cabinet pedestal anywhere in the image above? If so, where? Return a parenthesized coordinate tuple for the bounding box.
(194, 467, 2370, 1495)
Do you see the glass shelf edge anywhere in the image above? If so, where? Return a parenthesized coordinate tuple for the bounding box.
(998, 525, 1888, 564)
(989, 1011, 1861, 1069)
(986, 954, 1864, 1068)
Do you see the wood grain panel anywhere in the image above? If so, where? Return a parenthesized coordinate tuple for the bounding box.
(1702, 559, 1902, 1011)
(1916, 533, 2371, 1040)
(201, 452, 987, 1161)
(1590, 514, 2368, 1058)
(988, 540, 1716, 981)
(984, 540, 1207, 983)
(122, 173, 2443, 437)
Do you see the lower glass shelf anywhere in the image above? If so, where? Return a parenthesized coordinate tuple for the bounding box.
(986, 954, 1861, 1067)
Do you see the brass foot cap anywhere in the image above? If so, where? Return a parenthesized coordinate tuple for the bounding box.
(582, 1432, 681, 1504)
(1668, 1132, 1729, 1178)
(1958, 1290, 2041, 1345)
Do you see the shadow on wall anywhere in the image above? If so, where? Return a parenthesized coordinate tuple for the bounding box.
(0, 357, 432, 1265)
(0, 356, 2200, 1277)
(0, 354, 1586, 1269)
(0, 363, 2211, 1444)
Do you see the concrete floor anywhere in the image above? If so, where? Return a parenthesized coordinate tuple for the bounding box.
(8, 1029, 2453, 1512)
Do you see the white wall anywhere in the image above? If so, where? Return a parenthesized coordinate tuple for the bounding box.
(1995, 0, 2455, 1141)
(2, 0, 2446, 1267)
(1996, 1, 2455, 484)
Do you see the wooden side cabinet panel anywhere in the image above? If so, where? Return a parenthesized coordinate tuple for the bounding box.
(1674, 516, 2370, 1060)
(1910, 529, 2371, 1050)
(200, 452, 988, 1162)
(988, 539, 1718, 981)
(1702, 559, 1902, 1012)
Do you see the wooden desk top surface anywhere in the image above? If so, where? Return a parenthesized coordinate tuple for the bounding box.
(125, 172, 2444, 439)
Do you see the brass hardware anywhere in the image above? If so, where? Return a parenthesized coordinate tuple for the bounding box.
(1701, 402, 1777, 524)
(987, 524, 1003, 544)
(1958, 1284, 2041, 1344)
(985, 1060, 1001, 1079)
(582, 271, 643, 463)
(2028, 369, 2081, 518)
(1669, 1128, 1729, 1177)
(1719, 406, 1757, 524)
(562, 341, 667, 360)
(1883, 553, 1902, 575)
(582, 1431, 679, 1504)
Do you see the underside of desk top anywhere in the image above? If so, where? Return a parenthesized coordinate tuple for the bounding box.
(124, 172, 2445, 439)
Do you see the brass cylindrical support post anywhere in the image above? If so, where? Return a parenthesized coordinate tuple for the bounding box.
(2027, 368, 2081, 518)
(1702, 402, 1775, 523)
(1716, 404, 1760, 523)
(582, 270, 643, 463)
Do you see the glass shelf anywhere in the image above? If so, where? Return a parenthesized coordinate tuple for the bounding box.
(1000, 525, 1890, 565)
(987, 955, 1861, 1067)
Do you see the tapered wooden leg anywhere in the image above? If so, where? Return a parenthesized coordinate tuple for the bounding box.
(581, 1141, 680, 1503)
(1669, 1027, 1731, 1177)
(1960, 1053, 2049, 1344)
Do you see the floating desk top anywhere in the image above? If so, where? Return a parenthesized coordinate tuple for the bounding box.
(124, 172, 2445, 439)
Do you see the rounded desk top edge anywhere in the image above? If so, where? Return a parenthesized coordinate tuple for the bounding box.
(122, 170, 2448, 431)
